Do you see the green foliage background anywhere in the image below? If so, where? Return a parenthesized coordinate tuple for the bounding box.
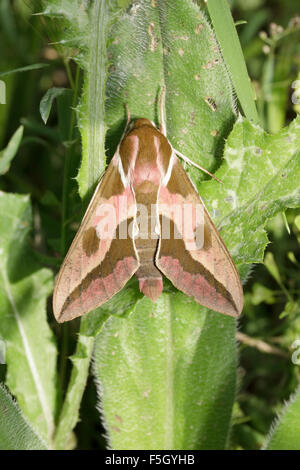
(0, 0, 300, 450)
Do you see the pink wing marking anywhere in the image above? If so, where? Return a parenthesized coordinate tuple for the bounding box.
(53, 154, 140, 322)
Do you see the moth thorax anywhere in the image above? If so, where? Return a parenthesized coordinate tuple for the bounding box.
(131, 118, 154, 130)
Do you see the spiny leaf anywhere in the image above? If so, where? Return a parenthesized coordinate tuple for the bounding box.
(0, 383, 48, 450)
(264, 387, 300, 450)
(76, 0, 123, 199)
(200, 115, 300, 264)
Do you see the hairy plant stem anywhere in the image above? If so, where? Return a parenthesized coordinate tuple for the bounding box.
(58, 64, 80, 404)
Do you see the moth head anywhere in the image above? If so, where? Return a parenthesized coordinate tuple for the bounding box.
(130, 118, 156, 131)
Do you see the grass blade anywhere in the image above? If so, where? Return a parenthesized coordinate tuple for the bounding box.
(206, 0, 260, 124)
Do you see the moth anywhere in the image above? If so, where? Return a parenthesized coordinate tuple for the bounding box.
(53, 98, 243, 323)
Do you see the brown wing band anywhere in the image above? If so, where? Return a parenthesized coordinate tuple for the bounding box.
(157, 216, 238, 313)
(60, 218, 137, 319)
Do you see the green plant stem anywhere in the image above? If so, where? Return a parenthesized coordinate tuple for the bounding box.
(60, 64, 80, 256)
(54, 332, 95, 450)
(64, 59, 76, 90)
(58, 64, 80, 401)
(76, 0, 110, 199)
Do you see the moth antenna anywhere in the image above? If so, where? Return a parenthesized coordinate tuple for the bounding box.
(159, 85, 167, 136)
(174, 149, 223, 184)
(124, 103, 131, 128)
(119, 103, 131, 140)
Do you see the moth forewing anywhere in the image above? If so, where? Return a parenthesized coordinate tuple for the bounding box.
(53, 154, 139, 323)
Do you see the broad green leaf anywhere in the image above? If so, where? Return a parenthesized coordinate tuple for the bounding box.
(39, 87, 68, 124)
(94, 294, 236, 450)
(53, 283, 140, 450)
(0, 126, 23, 175)
(0, 192, 57, 444)
(76, 0, 237, 197)
(0, 383, 48, 450)
(264, 387, 300, 450)
(200, 115, 300, 265)
(105, 0, 236, 178)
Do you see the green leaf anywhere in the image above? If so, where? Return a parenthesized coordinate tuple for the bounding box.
(206, 0, 259, 124)
(251, 283, 276, 305)
(53, 283, 140, 450)
(294, 215, 300, 231)
(0, 383, 48, 450)
(53, 334, 95, 450)
(105, 0, 236, 180)
(265, 387, 300, 450)
(40, 87, 68, 124)
(0, 192, 57, 444)
(0, 126, 23, 175)
(201, 115, 300, 265)
(0, 63, 49, 78)
(77, 0, 123, 199)
(94, 294, 236, 450)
